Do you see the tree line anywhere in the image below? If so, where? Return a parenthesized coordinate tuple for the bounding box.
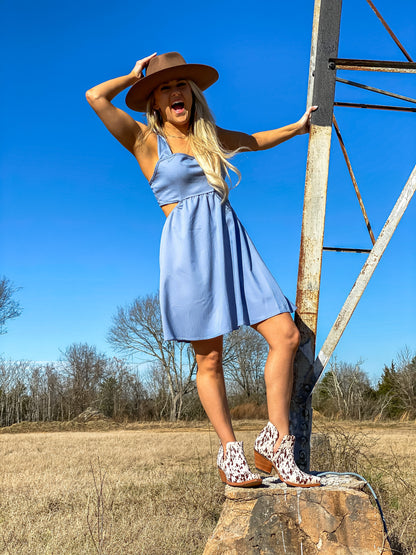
(312, 350, 416, 420)
(1, 340, 414, 427)
(0, 291, 268, 426)
(1, 278, 415, 426)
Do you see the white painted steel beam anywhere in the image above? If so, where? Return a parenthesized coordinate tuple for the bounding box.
(313, 164, 416, 380)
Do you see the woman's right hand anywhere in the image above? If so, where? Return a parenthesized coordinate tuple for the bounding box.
(130, 53, 157, 79)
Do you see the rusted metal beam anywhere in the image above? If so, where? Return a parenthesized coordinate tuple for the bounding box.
(291, 0, 343, 470)
(334, 102, 416, 112)
(295, 127, 332, 340)
(336, 77, 416, 104)
(330, 58, 416, 73)
(296, 0, 343, 359)
(313, 164, 416, 380)
(365, 0, 414, 62)
(332, 115, 376, 245)
(323, 247, 372, 253)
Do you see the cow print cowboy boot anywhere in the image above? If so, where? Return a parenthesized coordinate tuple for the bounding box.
(217, 441, 262, 487)
(254, 422, 321, 487)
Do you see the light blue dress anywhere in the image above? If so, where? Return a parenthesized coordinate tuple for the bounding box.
(149, 134, 296, 342)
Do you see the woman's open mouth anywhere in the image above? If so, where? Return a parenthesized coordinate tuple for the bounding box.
(171, 100, 185, 115)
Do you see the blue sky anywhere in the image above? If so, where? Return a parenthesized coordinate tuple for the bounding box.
(1, 0, 415, 382)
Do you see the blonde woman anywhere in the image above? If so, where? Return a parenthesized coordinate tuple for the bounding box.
(86, 52, 320, 488)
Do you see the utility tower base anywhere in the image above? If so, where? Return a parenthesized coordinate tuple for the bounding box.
(204, 476, 390, 554)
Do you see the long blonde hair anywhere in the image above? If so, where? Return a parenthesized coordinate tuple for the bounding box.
(143, 80, 240, 203)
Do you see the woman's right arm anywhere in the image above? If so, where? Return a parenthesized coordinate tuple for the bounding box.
(85, 54, 156, 155)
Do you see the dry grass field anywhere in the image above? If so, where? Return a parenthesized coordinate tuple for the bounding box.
(0, 419, 415, 554)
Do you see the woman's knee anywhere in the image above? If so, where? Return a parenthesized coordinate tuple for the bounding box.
(270, 324, 299, 353)
(191, 336, 223, 374)
(286, 323, 301, 351)
(196, 350, 223, 374)
(255, 314, 300, 353)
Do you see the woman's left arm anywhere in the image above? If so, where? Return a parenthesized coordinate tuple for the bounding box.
(217, 106, 317, 152)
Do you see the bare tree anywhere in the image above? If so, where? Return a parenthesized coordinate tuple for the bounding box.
(60, 343, 108, 418)
(0, 277, 22, 334)
(0, 359, 30, 426)
(145, 361, 171, 420)
(44, 364, 63, 421)
(107, 293, 196, 421)
(98, 358, 148, 420)
(393, 348, 416, 417)
(223, 326, 267, 399)
(27, 365, 43, 422)
(313, 358, 375, 419)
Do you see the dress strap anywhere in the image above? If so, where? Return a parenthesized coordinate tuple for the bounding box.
(157, 134, 172, 159)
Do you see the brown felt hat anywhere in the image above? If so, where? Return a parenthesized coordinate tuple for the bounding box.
(125, 52, 219, 112)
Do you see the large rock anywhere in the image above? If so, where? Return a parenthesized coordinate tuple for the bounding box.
(204, 475, 391, 554)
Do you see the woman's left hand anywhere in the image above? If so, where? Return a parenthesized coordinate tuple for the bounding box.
(296, 105, 318, 135)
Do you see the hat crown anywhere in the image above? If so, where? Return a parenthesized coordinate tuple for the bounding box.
(146, 52, 187, 78)
(126, 52, 218, 112)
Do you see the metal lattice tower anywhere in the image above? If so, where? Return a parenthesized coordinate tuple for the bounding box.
(290, 0, 416, 469)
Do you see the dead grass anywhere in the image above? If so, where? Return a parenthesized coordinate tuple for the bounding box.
(0, 422, 256, 554)
(0, 419, 415, 554)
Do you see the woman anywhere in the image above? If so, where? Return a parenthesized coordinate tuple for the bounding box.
(86, 51, 320, 488)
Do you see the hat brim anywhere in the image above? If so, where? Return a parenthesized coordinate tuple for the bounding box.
(125, 63, 219, 112)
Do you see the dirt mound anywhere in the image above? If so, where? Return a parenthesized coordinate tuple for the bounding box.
(0, 409, 120, 434)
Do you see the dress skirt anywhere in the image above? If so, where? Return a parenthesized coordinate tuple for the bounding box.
(159, 190, 296, 342)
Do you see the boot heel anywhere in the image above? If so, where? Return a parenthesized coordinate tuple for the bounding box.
(254, 450, 273, 474)
(218, 467, 227, 483)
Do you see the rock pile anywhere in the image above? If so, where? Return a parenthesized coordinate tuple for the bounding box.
(72, 407, 110, 423)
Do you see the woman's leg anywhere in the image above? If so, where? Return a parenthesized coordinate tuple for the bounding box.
(191, 335, 236, 451)
(251, 312, 300, 451)
(192, 335, 262, 487)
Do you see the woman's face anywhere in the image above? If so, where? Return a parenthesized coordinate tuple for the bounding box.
(153, 79, 193, 127)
